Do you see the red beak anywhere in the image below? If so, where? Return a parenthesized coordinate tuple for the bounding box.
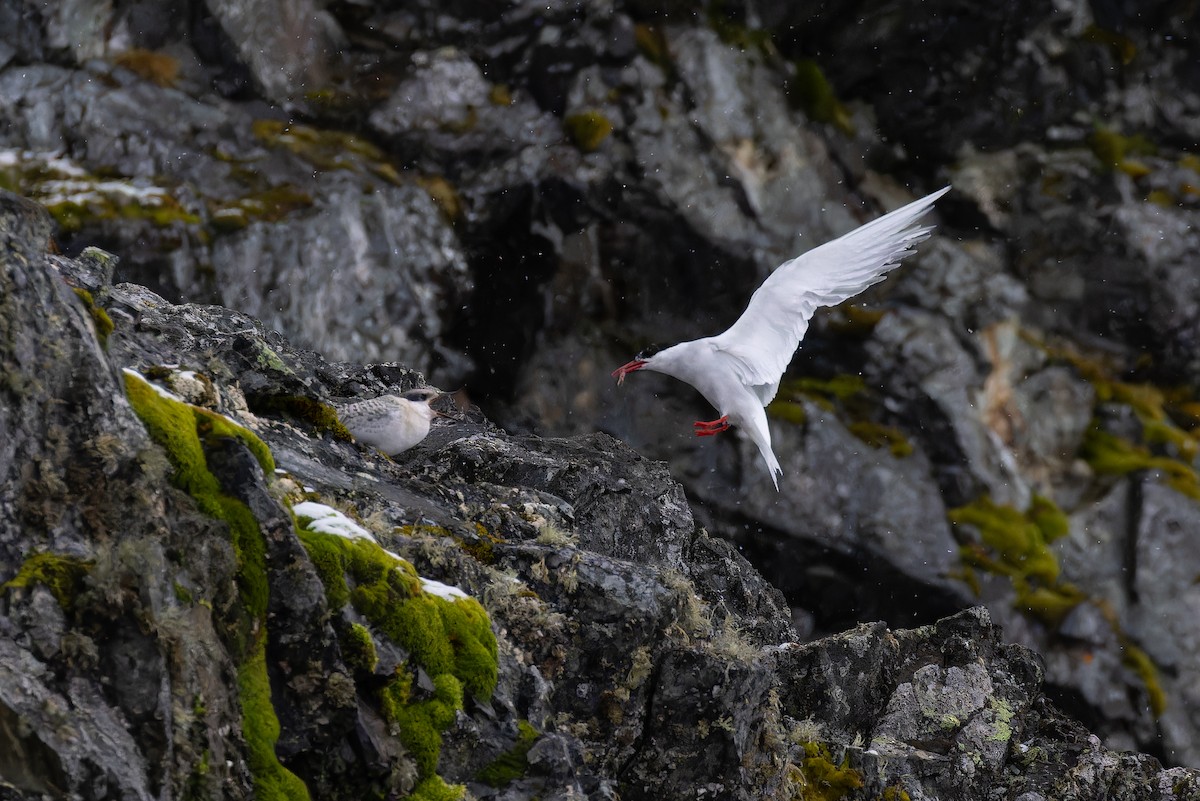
(612, 359, 647, 386)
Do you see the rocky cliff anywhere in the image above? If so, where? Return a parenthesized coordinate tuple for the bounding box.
(5, 0, 1200, 797)
(4, 187, 1199, 799)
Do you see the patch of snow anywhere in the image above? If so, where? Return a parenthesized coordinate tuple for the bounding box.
(292, 501, 375, 541)
(293, 503, 472, 601)
(123, 368, 184, 402)
(420, 577, 470, 601)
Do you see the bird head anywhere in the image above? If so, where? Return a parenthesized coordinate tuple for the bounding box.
(612, 344, 663, 386)
(401, 387, 445, 419)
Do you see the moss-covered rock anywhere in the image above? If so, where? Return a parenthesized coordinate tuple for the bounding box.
(1, 552, 93, 608)
(476, 720, 540, 787)
(293, 510, 499, 793)
(791, 741, 863, 801)
(123, 369, 308, 801)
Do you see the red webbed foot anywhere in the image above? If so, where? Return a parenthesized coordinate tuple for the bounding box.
(693, 415, 730, 436)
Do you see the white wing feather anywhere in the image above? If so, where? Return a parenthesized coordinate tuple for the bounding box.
(710, 186, 949, 403)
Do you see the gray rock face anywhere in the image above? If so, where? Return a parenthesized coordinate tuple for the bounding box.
(5, 193, 1199, 799)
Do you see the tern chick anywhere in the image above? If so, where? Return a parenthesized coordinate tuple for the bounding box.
(339, 387, 443, 455)
(612, 187, 950, 490)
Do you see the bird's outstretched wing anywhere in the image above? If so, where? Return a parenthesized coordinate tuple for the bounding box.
(710, 186, 949, 404)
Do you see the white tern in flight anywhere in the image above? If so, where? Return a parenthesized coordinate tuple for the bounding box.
(339, 387, 444, 455)
(612, 186, 950, 490)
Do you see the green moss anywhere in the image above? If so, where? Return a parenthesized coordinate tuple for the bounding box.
(123, 371, 308, 800)
(880, 787, 911, 801)
(342, 622, 379, 674)
(787, 375, 866, 403)
(950, 495, 1061, 584)
(767, 400, 807, 425)
(209, 185, 315, 232)
(248, 394, 352, 441)
(634, 23, 672, 71)
(950, 495, 1086, 626)
(847, 421, 913, 458)
(565, 111, 613, 153)
(72, 287, 114, 348)
(452, 522, 504, 566)
(251, 119, 402, 185)
(794, 741, 863, 801)
(113, 48, 181, 87)
(238, 638, 311, 800)
(1081, 25, 1137, 65)
(1089, 125, 1155, 176)
(389, 672, 463, 774)
(1027, 494, 1069, 542)
(1012, 579, 1087, 626)
(409, 775, 465, 801)
(415, 175, 465, 225)
(476, 720, 540, 787)
(828, 305, 887, 338)
(174, 581, 194, 604)
(1081, 428, 1200, 500)
(293, 521, 499, 791)
(1, 552, 92, 608)
(789, 60, 855, 136)
(707, 3, 773, 53)
(1121, 640, 1167, 717)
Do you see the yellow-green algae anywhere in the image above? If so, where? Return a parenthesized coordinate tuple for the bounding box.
(1120, 638, 1168, 717)
(789, 60, 855, 136)
(294, 515, 498, 796)
(71, 287, 114, 348)
(634, 23, 672, 72)
(1034, 332, 1200, 496)
(880, 787, 912, 801)
(208, 185, 315, 232)
(949, 494, 1085, 625)
(123, 371, 308, 801)
(952, 491, 1168, 716)
(476, 720, 539, 787)
(1088, 598, 1168, 718)
(1081, 25, 1137, 66)
(1, 552, 93, 608)
(1082, 428, 1200, 500)
(565, 111, 613, 153)
(251, 119, 402, 185)
(112, 48, 181, 87)
(768, 374, 913, 456)
(793, 741, 863, 801)
(846, 421, 914, 458)
(1089, 124, 1155, 177)
(0, 153, 201, 235)
(706, 3, 774, 54)
(247, 394, 352, 442)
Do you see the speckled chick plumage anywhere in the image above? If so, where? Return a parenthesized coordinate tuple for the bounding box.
(338, 388, 441, 455)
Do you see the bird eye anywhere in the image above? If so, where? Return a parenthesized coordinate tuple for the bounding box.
(636, 343, 662, 360)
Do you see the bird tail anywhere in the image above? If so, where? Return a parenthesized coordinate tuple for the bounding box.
(755, 439, 783, 491)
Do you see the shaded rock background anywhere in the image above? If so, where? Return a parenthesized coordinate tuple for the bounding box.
(4, 0, 1200, 790)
